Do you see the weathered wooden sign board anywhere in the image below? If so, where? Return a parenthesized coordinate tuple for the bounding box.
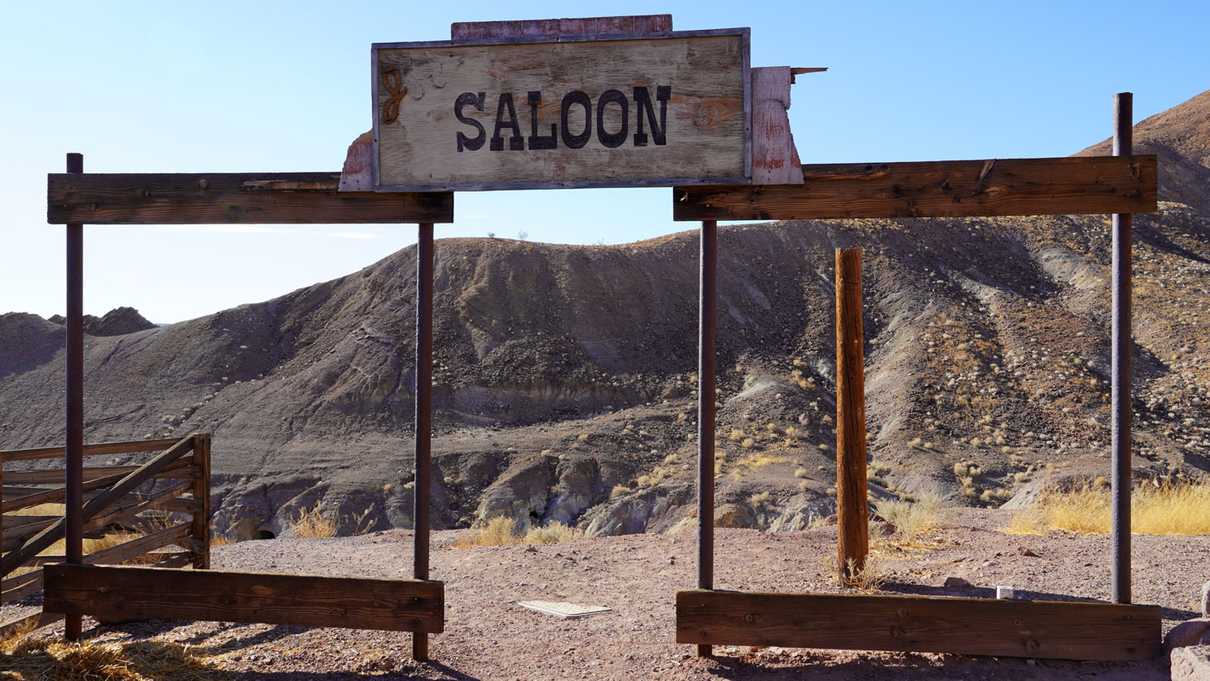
(371, 29, 750, 191)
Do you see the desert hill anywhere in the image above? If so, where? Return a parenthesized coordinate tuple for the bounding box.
(1, 91, 1207, 539)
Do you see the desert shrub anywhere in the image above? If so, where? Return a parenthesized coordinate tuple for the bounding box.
(749, 491, 770, 507)
(840, 555, 886, 592)
(290, 504, 337, 539)
(794, 467, 808, 479)
(455, 517, 581, 548)
(874, 492, 945, 542)
(1005, 480, 1210, 535)
(610, 484, 631, 498)
(523, 521, 579, 544)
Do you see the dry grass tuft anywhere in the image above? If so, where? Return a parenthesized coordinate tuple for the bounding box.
(522, 521, 580, 544)
(840, 555, 886, 592)
(290, 504, 338, 539)
(1005, 480, 1210, 536)
(874, 492, 945, 544)
(1, 634, 219, 681)
(454, 517, 581, 548)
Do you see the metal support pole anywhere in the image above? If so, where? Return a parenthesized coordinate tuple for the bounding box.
(835, 248, 869, 584)
(696, 219, 717, 658)
(64, 152, 84, 641)
(412, 222, 434, 660)
(1111, 92, 1133, 604)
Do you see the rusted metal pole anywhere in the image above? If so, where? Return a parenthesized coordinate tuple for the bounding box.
(1111, 92, 1133, 604)
(412, 222, 434, 660)
(835, 248, 869, 584)
(64, 152, 84, 641)
(696, 219, 717, 658)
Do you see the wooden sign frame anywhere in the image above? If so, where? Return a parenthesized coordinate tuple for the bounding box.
(370, 28, 752, 192)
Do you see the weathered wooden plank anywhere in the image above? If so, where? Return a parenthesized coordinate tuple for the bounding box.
(373, 30, 750, 191)
(750, 67, 802, 185)
(44, 565, 446, 633)
(2, 459, 193, 486)
(0, 438, 180, 463)
(672, 155, 1159, 220)
(1, 473, 125, 513)
(451, 14, 672, 41)
(675, 590, 1161, 661)
(0, 611, 60, 639)
(1, 570, 42, 603)
(47, 173, 453, 224)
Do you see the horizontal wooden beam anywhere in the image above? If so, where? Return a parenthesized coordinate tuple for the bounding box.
(672, 155, 1157, 221)
(1, 437, 181, 463)
(43, 565, 445, 633)
(47, 173, 453, 224)
(676, 590, 1160, 661)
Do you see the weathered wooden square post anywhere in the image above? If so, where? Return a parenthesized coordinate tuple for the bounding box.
(834, 248, 868, 583)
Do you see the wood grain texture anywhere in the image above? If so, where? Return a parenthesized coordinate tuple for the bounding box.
(750, 67, 802, 185)
(47, 173, 453, 224)
(676, 590, 1161, 661)
(672, 155, 1158, 220)
(1, 438, 181, 462)
(451, 15, 672, 41)
(373, 30, 749, 190)
(43, 565, 446, 633)
(834, 249, 868, 582)
(190, 433, 210, 569)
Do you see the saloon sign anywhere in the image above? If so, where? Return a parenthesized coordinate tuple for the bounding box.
(371, 30, 751, 191)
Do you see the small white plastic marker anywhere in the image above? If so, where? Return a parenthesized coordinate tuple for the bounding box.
(996, 586, 1016, 600)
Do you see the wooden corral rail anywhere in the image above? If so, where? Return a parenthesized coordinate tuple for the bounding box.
(44, 565, 445, 633)
(0, 434, 211, 635)
(676, 590, 1162, 661)
(672, 155, 1158, 220)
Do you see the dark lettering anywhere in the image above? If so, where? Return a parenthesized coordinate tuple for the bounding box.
(633, 85, 671, 146)
(596, 89, 629, 149)
(526, 91, 558, 150)
(560, 91, 592, 149)
(454, 92, 486, 152)
(490, 93, 524, 151)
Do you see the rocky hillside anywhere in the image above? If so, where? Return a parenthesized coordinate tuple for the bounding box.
(1, 91, 1207, 540)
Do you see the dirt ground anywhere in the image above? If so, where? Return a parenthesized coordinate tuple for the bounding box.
(3, 509, 1207, 680)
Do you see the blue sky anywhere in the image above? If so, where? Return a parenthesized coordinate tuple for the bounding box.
(2, 1, 1207, 323)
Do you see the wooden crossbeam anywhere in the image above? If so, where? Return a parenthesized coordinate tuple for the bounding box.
(47, 173, 454, 224)
(676, 590, 1161, 661)
(43, 565, 445, 633)
(672, 155, 1157, 221)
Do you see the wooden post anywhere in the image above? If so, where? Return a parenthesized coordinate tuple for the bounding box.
(834, 248, 869, 583)
(412, 223, 434, 661)
(1111, 92, 1133, 604)
(64, 152, 84, 641)
(1, 453, 5, 589)
(696, 219, 718, 658)
(191, 433, 211, 570)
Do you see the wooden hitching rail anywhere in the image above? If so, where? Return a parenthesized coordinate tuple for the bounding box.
(43, 565, 445, 633)
(676, 590, 1162, 661)
(672, 155, 1157, 220)
(47, 173, 454, 224)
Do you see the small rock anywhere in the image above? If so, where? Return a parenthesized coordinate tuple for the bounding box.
(1171, 645, 1210, 681)
(944, 576, 972, 589)
(1165, 619, 1210, 652)
(1017, 546, 1041, 558)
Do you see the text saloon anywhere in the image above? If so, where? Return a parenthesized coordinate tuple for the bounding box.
(372, 30, 750, 191)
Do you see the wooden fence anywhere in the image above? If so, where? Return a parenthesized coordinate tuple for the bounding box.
(0, 433, 211, 634)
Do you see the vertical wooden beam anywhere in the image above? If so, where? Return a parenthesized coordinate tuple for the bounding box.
(64, 152, 84, 641)
(696, 219, 718, 658)
(0, 454, 5, 588)
(834, 248, 869, 583)
(1111, 93, 1133, 604)
(191, 433, 211, 570)
(412, 222, 434, 661)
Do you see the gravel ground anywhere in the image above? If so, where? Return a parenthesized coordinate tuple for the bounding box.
(4, 509, 1207, 680)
